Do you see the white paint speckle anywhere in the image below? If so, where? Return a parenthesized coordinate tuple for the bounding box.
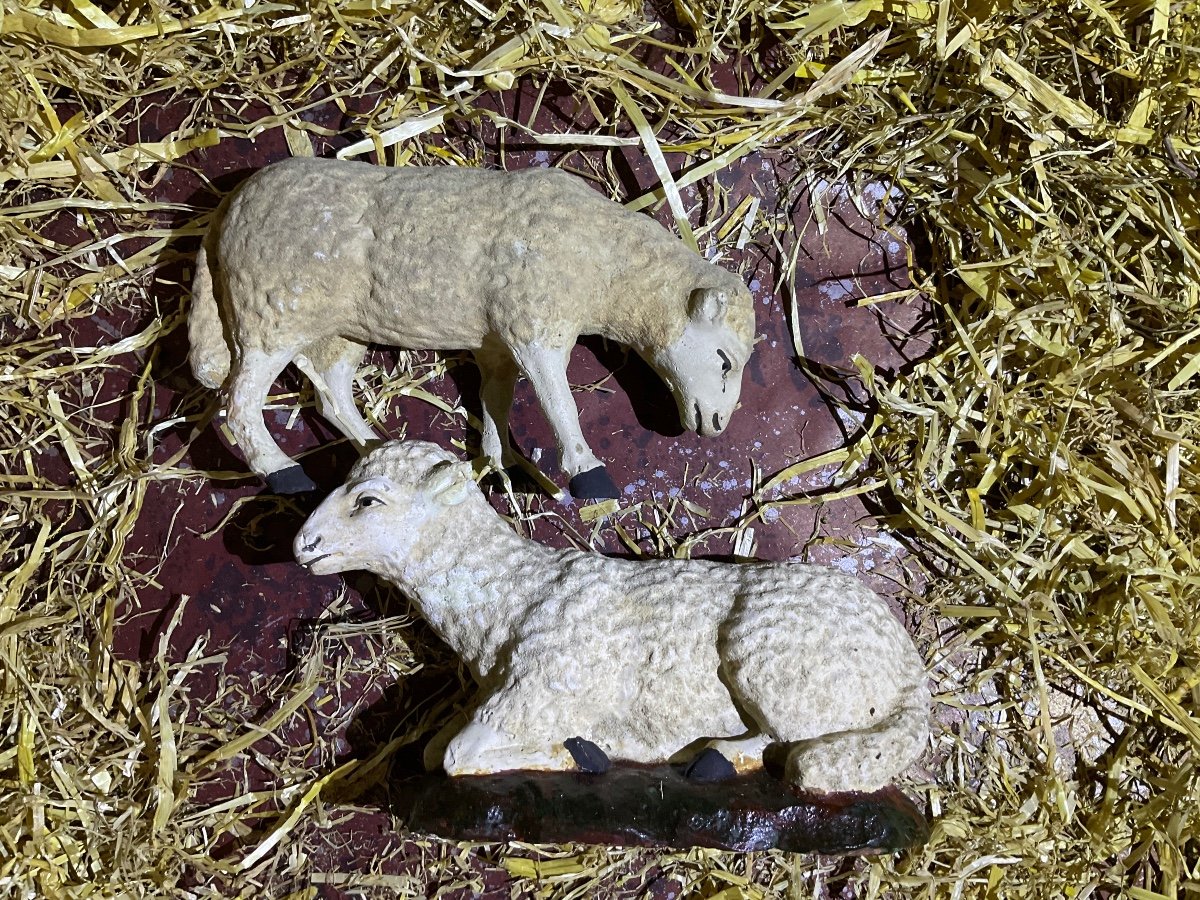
(837, 407, 867, 430)
(819, 278, 856, 302)
(862, 182, 888, 202)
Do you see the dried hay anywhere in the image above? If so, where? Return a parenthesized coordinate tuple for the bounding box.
(2, 0, 1198, 897)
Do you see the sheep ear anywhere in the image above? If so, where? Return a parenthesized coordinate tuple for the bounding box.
(688, 287, 728, 323)
(425, 460, 474, 506)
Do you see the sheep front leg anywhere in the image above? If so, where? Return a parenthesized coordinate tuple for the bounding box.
(441, 683, 584, 775)
(442, 720, 576, 776)
(510, 342, 619, 499)
(294, 337, 379, 450)
(441, 681, 580, 777)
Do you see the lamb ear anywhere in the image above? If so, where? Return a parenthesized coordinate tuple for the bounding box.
(425, 460, 474, 506)
(688, 287, 728, 323)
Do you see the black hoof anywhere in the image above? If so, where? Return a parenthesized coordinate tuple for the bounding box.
(684, 748, 737, 783)
(564, 737, 611, 774)
(568, 466, 620, 500)
(266, 465, 317, 495)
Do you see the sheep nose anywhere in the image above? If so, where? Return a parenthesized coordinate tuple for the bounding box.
(300, 534, 321, 553)
(711, 412, 723, 433)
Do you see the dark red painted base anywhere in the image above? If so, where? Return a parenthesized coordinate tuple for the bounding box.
(397, 766, 929, 854)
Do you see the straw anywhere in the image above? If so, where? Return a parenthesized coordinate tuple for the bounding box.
(2, 0, 1197, 896)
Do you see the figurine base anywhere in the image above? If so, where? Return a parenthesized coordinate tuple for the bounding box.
(395, 766, 929, 854)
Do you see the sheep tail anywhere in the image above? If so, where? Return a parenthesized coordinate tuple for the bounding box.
(187, 198, 232, 390)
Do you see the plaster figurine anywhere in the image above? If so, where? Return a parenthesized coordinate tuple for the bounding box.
(294, 440, 931, 794)
(188, 158, 756, 499)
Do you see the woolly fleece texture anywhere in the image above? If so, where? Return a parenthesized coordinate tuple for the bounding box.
(188, 159, 756, 495)
(294, 441, 931, 793)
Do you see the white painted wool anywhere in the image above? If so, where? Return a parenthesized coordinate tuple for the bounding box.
(187, 158, 756, 491)
(295, 441, 931, 793)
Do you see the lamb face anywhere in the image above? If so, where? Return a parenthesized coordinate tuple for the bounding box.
(646, 286, 756, 437)
(294, 452, 474, 575)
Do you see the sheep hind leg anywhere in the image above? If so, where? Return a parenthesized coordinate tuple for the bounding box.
(226, 347, 316, 493)
(784, 692, 930, 794)
(473, 344, 521, 472)
(294, 338, 378, 450)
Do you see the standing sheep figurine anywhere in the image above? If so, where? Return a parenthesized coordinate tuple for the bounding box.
(295, 440, 930, 794)
(188, 158, 756, 499)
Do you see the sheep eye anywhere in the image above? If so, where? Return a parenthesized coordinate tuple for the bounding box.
(717, 349, 732, 374)
(355, 494, 382, 509)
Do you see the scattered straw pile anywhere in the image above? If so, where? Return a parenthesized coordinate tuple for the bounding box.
(2, 0, 1198, 896)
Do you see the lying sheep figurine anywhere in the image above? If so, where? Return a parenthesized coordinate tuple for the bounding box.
(188, 158, 756, 499)
(294, 440, 930, 793)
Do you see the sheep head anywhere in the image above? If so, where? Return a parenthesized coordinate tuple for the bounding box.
(294, 441, 476, 576)
(645, 284, 756, 437)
